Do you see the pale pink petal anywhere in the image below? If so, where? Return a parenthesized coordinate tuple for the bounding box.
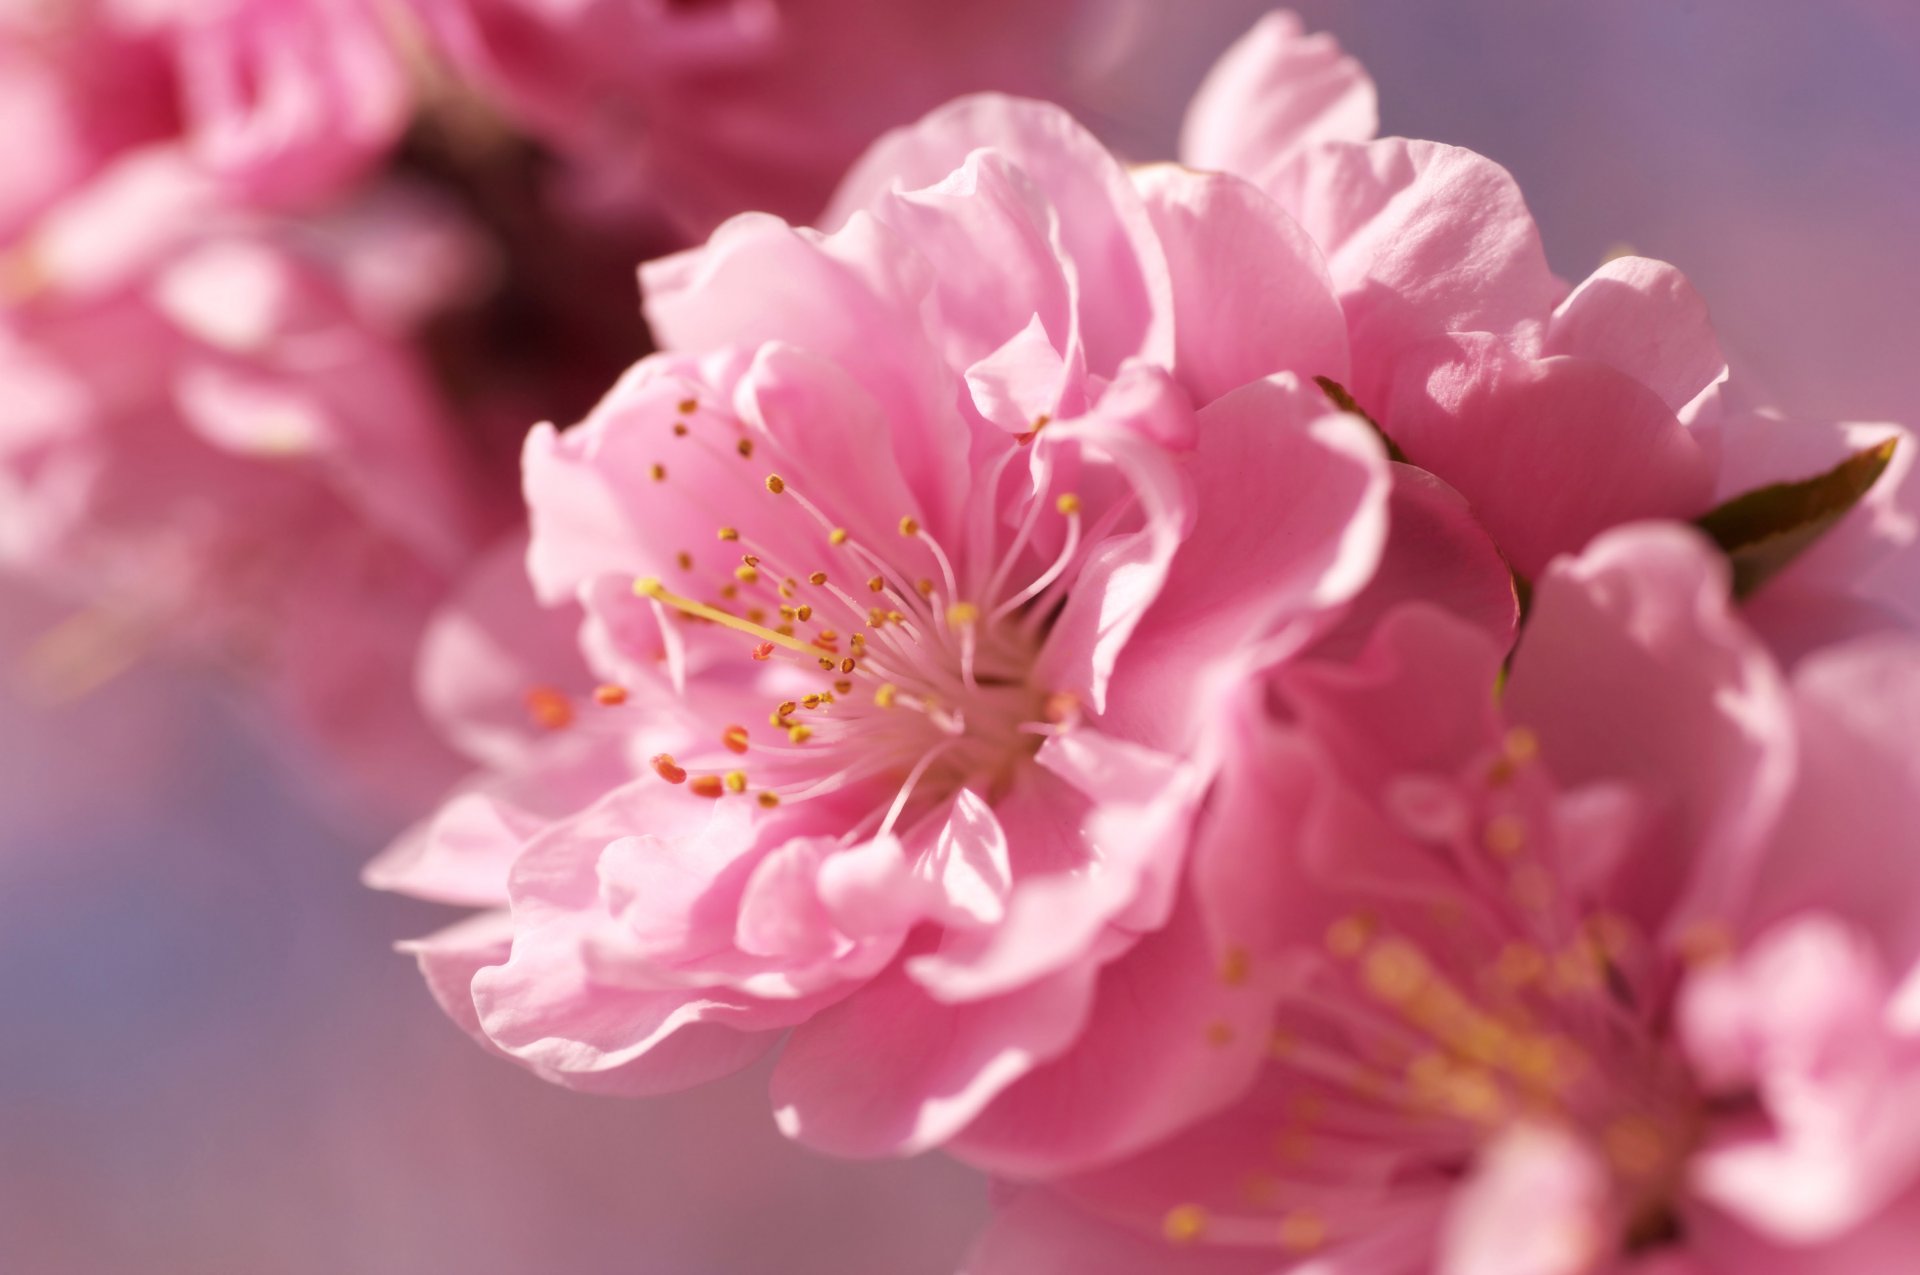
(771, 956, 1099, 1157)
(946, 891, 1272, 1177)
(1259, 137, 1563, 405)
(1683, 915, 1920, 1243)
(1135, 163, 1351, 405)
(824, 93, 1175, 374)
(641, 212, 971, 535)
(1544, 256, 1727, 417)
(1386, 334, 1716, 577)
(1030, 365, 1198, 713)
(1300, 464, 1517, 664)
(1440, 1123, 1610, 1275)
(1102, 375, 1390, 753)
(1745, 634, 1920, 975)
(1506, 524, 1795, 938)
(1179, 10, 1378, 182)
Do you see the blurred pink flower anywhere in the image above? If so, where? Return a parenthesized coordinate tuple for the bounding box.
(372, 52, 1531, 1168)
(405, 0, 1137, 236)
(970, 523, 1920, 1273)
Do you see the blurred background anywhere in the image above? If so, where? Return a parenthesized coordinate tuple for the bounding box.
(4, 3, 1915, 1272)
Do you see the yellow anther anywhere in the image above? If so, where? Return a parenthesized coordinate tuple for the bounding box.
(676, 551, 694, 570)
(1325, 915, 1373, 959)
(1495, 941, 1546, 987)
(888, 610, 905, 623)
(796, 605, 813, 622)
(898, 515, 920, 536)
(1504, 726, 1540, 765)
(737, 438, 754, 458)
(718, 526, 740, 541)
(735, 565, 760, 584)
(946, 602, 980, 626)
(1219, 945, 1251, 986)
(747, 607, 768, 623)
(867, 575, 885, 593)
(1162, 1205, 1208, 1245)
(829, 528, 849, 546)
(632, 579, 821, 657)
(874, 683, 898, 708)
(676, 398, 697, 414)
(802, 694, 826, 710)
(839, 658, 856, 674)
(765, 474, 786, 494)
(777, 700, 798, 718)
(915, 579, 934, 597)
(787, 724, 814, 744)
(833, 679, 853, 694)
(672, 422, 689, 437)
(1278, 1210, 1327, 1254)
(1055, 492, 1082, 516)
(741, 554, 761, 567)
(1679, 919, 1737, 966)
(756, 791, 781, 808)
(1603, 1116, 1667, 1179)
(649, 463, 666, 481)
(1362, 938, 1429, 1002)
(808, 571, 828, 586)
(1483, 812, 1527, 858)
(817, 657, 835, 671)
(723, 770, 748, 794)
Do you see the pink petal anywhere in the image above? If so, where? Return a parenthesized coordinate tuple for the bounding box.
(964, 1188, 1270, 1275)
(824, 93, 1175, 374)
(1259, 138, 1563, 406)
(945, 891, 1272, 1177)
(1506, 524, 1795, 938)
(1103, 375, 1390, 753)
(1135, 163, 1351, 405)
(1439, 1123, 1610, 1275)
(1301, 463, 1518, 665)
(1545, 256, 1728, 417)
(642, 211, 971, 536)
(1745, 635, 1920, 974)
(1385, 335, 1716, 577)
(1683, 915, 1920, 1243)
(771, 956, 1099, 1157)
(1179, 10, 1378, 183)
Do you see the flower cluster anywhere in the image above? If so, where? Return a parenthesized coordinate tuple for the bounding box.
(14, 3, 1920, 1270)
(0, 0, 1122, 808)
(370, 11, 1920, 1269)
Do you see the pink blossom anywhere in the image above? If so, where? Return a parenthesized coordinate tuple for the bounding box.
(372, 76, 1522, 1169)
(404, 0, 1138, 236)
(969, 522, 1920, 1273)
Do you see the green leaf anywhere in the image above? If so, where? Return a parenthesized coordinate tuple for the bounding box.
(1314, 375, 1408, 464)
(1695, 437, 1898, 597)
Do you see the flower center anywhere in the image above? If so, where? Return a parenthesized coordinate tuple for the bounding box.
(1167, 729, 1705, 1261)
(631, 449, 1081, 843)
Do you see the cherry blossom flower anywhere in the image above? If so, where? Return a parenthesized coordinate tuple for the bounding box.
(404, 0, 1136, 236)
(370, 58, 1528, 1167)
(969, 523, 1920, 1274)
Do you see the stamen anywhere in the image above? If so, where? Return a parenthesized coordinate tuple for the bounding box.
(524, 686, 573, 731)
(689, 775, 725, 798)
(634, 577, 819, 657)
(593, 684, 629, 706)
(722, 725, 750, 754)
(651, 754, 687, 784)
